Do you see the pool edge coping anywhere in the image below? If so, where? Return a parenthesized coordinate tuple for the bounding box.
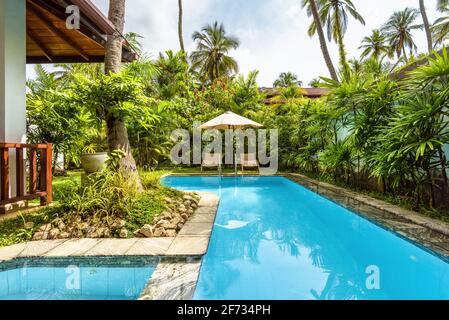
(0, 191, 220, 262)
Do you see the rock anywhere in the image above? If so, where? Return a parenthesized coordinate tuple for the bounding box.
(166, 230, 177, 237)
(161, 211, 173, 220)
(176, 223, 184, 231)
(179, 204, 187, 211)
(139, 224, 154, 237)
(153, 227, 166, 237)
(180, 213, 189, 221)
(103, 228, 111, 238)
(162, 223, 177, 230)
(171, 217, 182, 226)
(111, 219, 126, 230)
(49, 228, 60, 239)
(133, 230, 144, 238)
(97, 227, 109, 238)
(86, 226, 96, 235)
(24, 222, 34, 230)
(32, 232, 45, 241)
(191, 202, 198, 209)
(183, 195, 194, 201)
(39, 223, 52, 233)
(87, 232, 99, 238)
(59, 232, 70, 239)
(184, 200, 192, 207)
(57, 221, 66, 231)
(156, 219, 169, 227)
(78, 222, 89, 232)
(119, 228, 128, 238)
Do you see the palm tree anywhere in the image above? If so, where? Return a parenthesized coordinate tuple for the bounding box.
(309, 77, 323, 87)
(302, 0, 338, 81)
(419, 0, 433, 53)
(437, 0, 449, 11)
(273, 72, 302, 88)
(190, 21, 240, 83)
(178, 0, 185, 52)
(382, 8, 422, 60)
(358, 29, 392, 60)
(433, 7, 449, 45)
(315, 0, 365, 75)
(124, 32, 144, 55)
(104, 0, 142, 189)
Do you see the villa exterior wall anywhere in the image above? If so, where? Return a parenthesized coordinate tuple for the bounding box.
(0, 0, 26, 198)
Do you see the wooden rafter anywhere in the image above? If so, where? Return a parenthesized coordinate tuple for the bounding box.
(26, 27, 53, 62)
(27, 0, 90, 62)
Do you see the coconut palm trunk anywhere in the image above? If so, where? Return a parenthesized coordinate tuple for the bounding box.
(105, 0, 143, 190)
(309, 0, 338, 81)
(332, 1, 349, 78)
(419, 0, 433, 53)
(178, 0, 185, 52)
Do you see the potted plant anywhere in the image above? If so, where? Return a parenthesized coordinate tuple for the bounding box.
(80, 127, 109, 173)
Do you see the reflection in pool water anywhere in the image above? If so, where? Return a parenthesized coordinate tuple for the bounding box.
(163, 176, 449, 300)
(0, 257, 156, 300)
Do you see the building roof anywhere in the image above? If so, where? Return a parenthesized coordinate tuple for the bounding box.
(259, 87, 329, 105)
(26, 0, 136, 64)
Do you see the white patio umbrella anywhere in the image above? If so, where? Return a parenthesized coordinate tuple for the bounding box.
(199, 111, 263, 175)
(199, 111, 263, 130)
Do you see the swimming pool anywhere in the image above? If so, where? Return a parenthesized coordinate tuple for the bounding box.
(0, 257, 156, 300)
(163, 176, 449, 300)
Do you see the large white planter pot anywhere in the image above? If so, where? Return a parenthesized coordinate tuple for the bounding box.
(80, 152, 108, 173)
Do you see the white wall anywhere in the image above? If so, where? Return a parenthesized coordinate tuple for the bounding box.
(0, 0, 26, 198)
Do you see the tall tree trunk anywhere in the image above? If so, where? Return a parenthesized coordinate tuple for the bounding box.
(105, 0, 143, 190)
(419, 0, 433, 53)
(426, 168, 436, 208)
(333, 5, 349, 79)
(309, 0, 338, 81)
(402, 45, 408, 61)
(178, 0, 185, 52)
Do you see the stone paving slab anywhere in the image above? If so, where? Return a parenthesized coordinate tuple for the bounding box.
(189, 213, 216, 223)
(197, 192, 219, 207)
(178, 222, 213, 236)
(45, 239, 102, 257)
(194, 206, 217, 215)
(19, 240, 67, 257)
(139, 257, 202, 300)
(166, 236, 210, 256)
(126, 238, 175, 256)
(0, 243, 27, 262)
(84, 239, 138, 256)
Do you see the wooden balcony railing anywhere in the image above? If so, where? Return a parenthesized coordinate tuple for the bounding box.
(0, 143, 52, 207)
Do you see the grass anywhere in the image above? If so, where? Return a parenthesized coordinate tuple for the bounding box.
(125, 170, 184, 232)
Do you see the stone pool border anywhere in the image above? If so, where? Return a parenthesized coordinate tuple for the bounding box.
(286, 173, 449, 259)
(0, 190, 220, 301)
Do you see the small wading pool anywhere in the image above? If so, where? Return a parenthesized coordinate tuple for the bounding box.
(162, 176, 449, 300)
(0, 257, 157, 300)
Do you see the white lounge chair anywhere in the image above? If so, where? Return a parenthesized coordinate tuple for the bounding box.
(201, 153, 222, 172)
(240, 153, 259, 172)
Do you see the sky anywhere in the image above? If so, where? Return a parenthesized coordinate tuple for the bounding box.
(27, 0, 443, 87)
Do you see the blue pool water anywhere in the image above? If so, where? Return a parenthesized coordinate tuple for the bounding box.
(163, 176, 449, 300)
(0, 258, 156, 300)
